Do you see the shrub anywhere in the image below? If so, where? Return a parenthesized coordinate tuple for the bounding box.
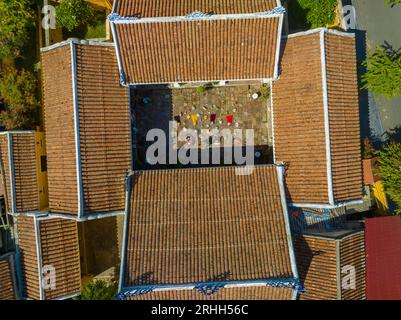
(376, 142, 401, 214)
(56, 0, 94, 32)
(0, 0, 35, 59)
(362, 46, 401, 99)
(362, 137, 375, 159)
(0, 67, 39, 130)
(74, 280, 118, 300)
(386, 0, 401, 7)
(197, 85, 206, 94)
(297, 0, 338, 28)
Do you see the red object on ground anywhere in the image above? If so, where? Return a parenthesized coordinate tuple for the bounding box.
(366, 216, 401, 300)
(226, 115, 233, 125)
(210, 114, 216, 123)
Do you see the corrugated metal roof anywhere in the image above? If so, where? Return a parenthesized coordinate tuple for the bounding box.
(366, 216, 401, 300)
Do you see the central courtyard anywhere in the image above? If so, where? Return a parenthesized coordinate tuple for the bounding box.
(131, 83, 274, 168)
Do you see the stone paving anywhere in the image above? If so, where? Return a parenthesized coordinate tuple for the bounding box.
(131, 84, 274, 166)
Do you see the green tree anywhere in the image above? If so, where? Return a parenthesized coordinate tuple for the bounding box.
(362, 46, 401, 99)
(0, 0, 35, 59)
(0, 67, 39, 130)
(376, 142, 401, 214)
(386, 0, 401, 7)
(56, 0, 94, 32)
(297, 0, 338, 28)
(74, 280, 118, 300)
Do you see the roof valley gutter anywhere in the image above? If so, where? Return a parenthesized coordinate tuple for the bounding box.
(70, 41, 84, 218)
(320, 29, 335, 206)
(118, 174, 132, 292)
(34, 216, 44, 300)
(276, 165, 299, 282)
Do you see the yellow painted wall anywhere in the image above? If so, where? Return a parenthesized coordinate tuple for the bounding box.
(372, 181, 389, 216)
(86, 0, 112, 10)
(35, 132, 49, 211)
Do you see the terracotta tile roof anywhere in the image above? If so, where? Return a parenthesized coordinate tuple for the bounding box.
(272, 30, 363, 205)
(325, 33, 363, 202)
(0, 132, 39, 214)
(41, 41, 132, 216)
(128, 286, 293, 300)
(121, 165, 297, 299)
(113, 16, 281, 84)
(295, 229, 365, 300)
(0, 254, 17, 300)
(17, 215, 81, 300)
(41, 44, 78, 215)
(114, 0, 278, 17)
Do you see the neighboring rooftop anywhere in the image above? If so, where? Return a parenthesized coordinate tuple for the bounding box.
(120, 165, 299, 299)
(110, 0, 284, 85)
(41, 40, 132, 217)
(0, 253, 18, 300)
(0, 132, 39, 214)
(365, 216, 401, 300)
(17, 215, 81, 300)
(273, 29, 363, 207)
(114, 0, 279, 17)
(295, 227, 366, 300)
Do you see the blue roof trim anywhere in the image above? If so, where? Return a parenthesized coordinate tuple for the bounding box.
(108, 13, 139, 22)
(186, 11, 212, 19)
(116, 277, 304, 300)
(256, 6, 286, 16)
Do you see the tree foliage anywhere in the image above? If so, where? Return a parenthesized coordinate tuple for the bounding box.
(0, 67, 39, 130)
(0, 0, 35, 59)
(386, 0, 401, 8)
(74, 280, 118, 300)
(376, 142, 401, 214)
(56, 0, 94, 32)
(297, 0, 338, 28)
(362, 137, 375, 159)
(362, 46, 401, 99)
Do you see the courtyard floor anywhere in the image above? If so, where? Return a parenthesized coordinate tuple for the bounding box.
(131, 84, 273, 167)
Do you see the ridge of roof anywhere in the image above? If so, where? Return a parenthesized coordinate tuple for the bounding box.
(285, 27, 355, 39)
(112, 0, 280, 18)
(108, 6, 286, 24)
(117, 278, 301, 300)
(40, 39, 114, 53)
